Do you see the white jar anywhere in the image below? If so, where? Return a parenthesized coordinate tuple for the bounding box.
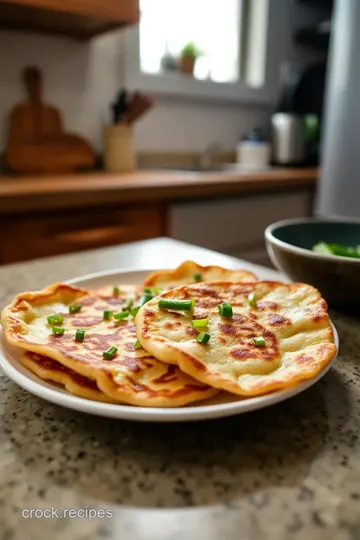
(236, 140, 271, 169)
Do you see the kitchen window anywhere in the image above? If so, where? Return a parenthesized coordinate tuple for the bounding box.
(124, 0, 277, 104)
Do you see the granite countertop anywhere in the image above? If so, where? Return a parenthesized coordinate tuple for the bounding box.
(0, 238, 358, 540)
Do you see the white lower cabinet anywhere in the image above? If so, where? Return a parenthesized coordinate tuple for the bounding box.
(170, 190, 312, 267)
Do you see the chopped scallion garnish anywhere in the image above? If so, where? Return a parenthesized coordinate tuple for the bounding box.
(103, 310, 113, 320)
(196, 331, 210, 344)
(253, 336, 266, 347)
(158, 299, 194, 311)
(153, 287, 163, 295)
(69, 304, 82, 314)
(134, 339, 142, 349)
(75, 329, 85, 342)
(139, 293, 154, 306)
(103, 346, 118, 360)
(47, 314, 64, 326)
(143, 288, 152, 294)
(122, 299, 133, 311)
(248, 293, 257, 307)
(218, 302, 233, 318)
(114, 311, 130, 321)
(52, 326, 65, 336)
(131, 306, 141, 318)
(193, 273, 202, 282)
(192, 318, 208, 328)
(113, 286, 120, 296)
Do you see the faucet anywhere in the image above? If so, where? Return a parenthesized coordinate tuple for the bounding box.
(197, 142, 221, 170)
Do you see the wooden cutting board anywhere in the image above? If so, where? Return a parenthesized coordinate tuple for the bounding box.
(5, 66, 95, 174)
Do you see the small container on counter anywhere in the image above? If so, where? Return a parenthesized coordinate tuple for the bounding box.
(236, 128, 270, 169)
(103, 124, 135, 173)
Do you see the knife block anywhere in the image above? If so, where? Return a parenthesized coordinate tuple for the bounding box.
(104, 124, 135, 172)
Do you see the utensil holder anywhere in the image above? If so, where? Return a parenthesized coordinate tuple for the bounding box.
(104, 124, 135, 172)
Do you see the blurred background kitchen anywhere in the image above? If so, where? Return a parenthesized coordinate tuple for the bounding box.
(0, 0, 335, 266)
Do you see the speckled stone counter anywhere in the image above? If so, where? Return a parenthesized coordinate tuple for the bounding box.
(0, 239, 359, 540)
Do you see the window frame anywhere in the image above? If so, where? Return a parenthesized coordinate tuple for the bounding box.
(123, 0, 280, 105)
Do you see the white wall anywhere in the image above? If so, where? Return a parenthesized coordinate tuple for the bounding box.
(0, 1, 324, 153)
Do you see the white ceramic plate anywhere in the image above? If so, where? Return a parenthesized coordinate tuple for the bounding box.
(0, 269, 339, 422)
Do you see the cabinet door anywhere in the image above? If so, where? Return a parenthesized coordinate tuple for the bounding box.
(170, 191, 312, 252)
(0, 202, 166, 264)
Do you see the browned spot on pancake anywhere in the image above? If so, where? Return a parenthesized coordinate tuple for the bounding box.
(153, 364, 177, 384)
(296, 355, 312, 364)
(121, 357, 142, 372)
(186, 326, 198, 337)
(217, 336, 226, 345)
(249, 313, 258, 320)
(164, 320, 182, 330)
(70, 316, 103, 327)
(171, 312, 182, 319)
(196, 298, 221, 309)
(78, 296, 96, 307)
(268, 314, 291, 327)
(256, 301, 279, 311)
(144, 309, 155, 318)
(230, 348, 253, 360)
(219, 323, 236, 336)
(106, 297, 124, 306)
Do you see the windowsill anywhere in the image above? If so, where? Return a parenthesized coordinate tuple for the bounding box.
(125, 70, 273, 105)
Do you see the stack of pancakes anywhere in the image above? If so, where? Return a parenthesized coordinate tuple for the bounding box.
(1, 261, 336, 407)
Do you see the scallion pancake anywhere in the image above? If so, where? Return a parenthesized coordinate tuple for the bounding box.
(136, 281, 336, 396)
(1, 283, 217, 407)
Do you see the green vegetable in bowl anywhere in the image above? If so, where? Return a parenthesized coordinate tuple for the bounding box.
(313, 242, 360, 258)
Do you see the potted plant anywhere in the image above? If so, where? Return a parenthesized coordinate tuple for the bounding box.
(179, 42, 201, 75)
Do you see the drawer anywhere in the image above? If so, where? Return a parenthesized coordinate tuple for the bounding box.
(1, 203, 166, 264)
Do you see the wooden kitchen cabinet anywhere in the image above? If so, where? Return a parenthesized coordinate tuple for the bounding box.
(0, 202, 167, 264)
(0, 0, 139, 39)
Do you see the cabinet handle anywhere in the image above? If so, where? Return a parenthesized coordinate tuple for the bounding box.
(54, 225, 128, 246)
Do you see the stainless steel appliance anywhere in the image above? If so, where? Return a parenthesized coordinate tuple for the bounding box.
(271, 113, 305, 165)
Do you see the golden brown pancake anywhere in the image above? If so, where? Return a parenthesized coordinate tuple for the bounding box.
(143, 260, 256, 289)
(21, 351, 116, 403)
(136, 281, 336, 396)
(1, 283, 217, 407)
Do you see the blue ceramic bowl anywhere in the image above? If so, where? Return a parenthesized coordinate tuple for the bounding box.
(265, 218, 360, 309)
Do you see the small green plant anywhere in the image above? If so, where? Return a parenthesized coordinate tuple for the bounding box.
(180, 42, 202, 59)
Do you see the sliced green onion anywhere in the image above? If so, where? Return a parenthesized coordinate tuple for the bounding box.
(103, 346, 118, 360)
(153, 287, 163, 295)
(103, 310, 113, 320)
(52, 326, 65, 336)
(253, 336, 266, 347)
(134, 339, 142, 349)
(113, 286, 120, 296)
(122, 299, 133, 311)
(196, 331, 210, 344)
(131, 306, 141, 318)
(218, 302, 233, 318)
(69, 304, 82, 314)
(248, 293, 257, 307)
(143, 288, 152, 294)
(114, 311, 130, 321)
(193, 273, 202, 282)
(75, 329, 85, 342)
(191, 299, 196, 309)
(158, 299, 194, 311)
(192, 318, 208, 328)
(139, 293, 154, 306)
(47, 314, 64, 325)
